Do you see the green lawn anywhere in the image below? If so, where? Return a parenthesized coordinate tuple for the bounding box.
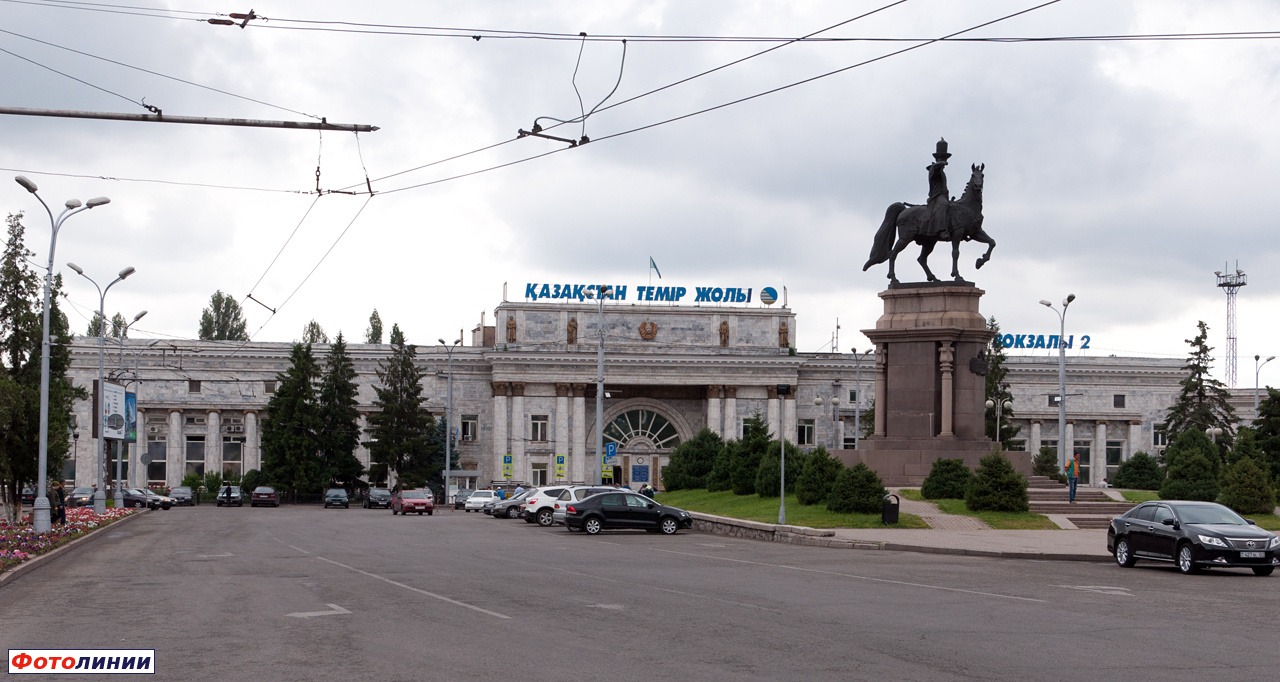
(891, 488, 1057, 529)
(1118, 490, 1161, 503)
(656, 489, 927, 529)
(1242, 514, 1280, 531)
(897, 489, 925, 502)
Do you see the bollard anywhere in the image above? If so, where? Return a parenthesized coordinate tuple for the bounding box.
(881, 493, 900, 525)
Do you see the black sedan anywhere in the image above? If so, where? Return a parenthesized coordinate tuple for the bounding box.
(1109, 501, 1279, 576)
(363, 488, 392, 509)
(170, 486, 195, 506)
(452, 489, 474, 511)
(120, 488, 153, 508)
(324, 488, 350, 509)
(563, 492, 693, 535)
(66, 487, 96, 507)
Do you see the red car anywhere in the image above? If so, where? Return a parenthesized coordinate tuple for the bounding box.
(392, 489, 435, 516)
(250, 486, 280, 507)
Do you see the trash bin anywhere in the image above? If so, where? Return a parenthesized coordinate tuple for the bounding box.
(881, 493, 900, 525)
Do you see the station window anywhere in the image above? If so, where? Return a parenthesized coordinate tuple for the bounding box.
(1106, 440, 1124, 482)
(848, 389, 858, 405)
(1153, 424, 1168, 448)
(264, 380, 276, 394)
(1113, 394, 1126, 408)
(188, 380, 201, 393)
(185, 435, 205, 477)
(531, 463, 548, 486)
(222, 436, 245, 477)
(147, 436, 166, 485)
(461, 416, 478, 442)
(530, 415, 549, 442)
(1041, 439, 1058, 455)
(797, 419, 815, 446)
(1006, 440, 1027, 452)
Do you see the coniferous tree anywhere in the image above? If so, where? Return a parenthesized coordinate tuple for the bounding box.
(795, 446, 843, 505)
(260, 343, 323, 498)
(1165, 320, 1236, 441)
(365, 309, 384, 344)
(827, 462, 887, 513)
(1219, 456, 1275, 515)
(301, 319, 328, 344)
(198, 290, 249, 341)
(755, 439, 803, 497)
(729, 414, 770, 495)
(705, 439, 734, 492)
(366, 325, 434, 489)
(0, 214, 83, 523)
(85, 311, 127, 338)
(965, 450, 1030, 512)
(662, 427, 723, 490)
(921, 458, 974, 500)
(1032, 446, 1067, 483)
(985, 317, 1020, 442)
(1110, 452, 1164, 490)
(317, 333, 363, 489)
(1252, 388, 1280, 484)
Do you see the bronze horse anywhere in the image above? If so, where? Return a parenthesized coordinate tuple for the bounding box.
(862, 164, 994, 285)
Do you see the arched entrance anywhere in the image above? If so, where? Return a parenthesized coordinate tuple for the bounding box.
(591, 399, 692, 489)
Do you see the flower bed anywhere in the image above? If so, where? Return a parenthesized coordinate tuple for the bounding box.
(1, 507, 138, 573)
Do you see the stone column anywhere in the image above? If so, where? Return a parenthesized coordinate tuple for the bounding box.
(1030, 420, 1042, 455)
(555, 384, 570, 482)
(938, 342, 955, 437)
(132, 408, 144, 488)
(167, 410, 182, 489)
(511, 383, 526, 484)
(874, 344, 887, 437)
(723, 387, 738, 439)
(206, 411, 221, 478)
(354, 413, 369, 472)
(492, 382, 509, 483)
(1094, 421, 1108, 487)
(1128, 420, 1142, 460)
(245, 410, 259, 473)
(783, 391, 796, 447)
(572, 384, 586, 483)
(836, 418, 845, 450)
(706, 385, 723, 437)
(1065, 421, 1075, 462)
(766, 386, 780, 440)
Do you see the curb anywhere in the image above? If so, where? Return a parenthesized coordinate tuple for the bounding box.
(688, 511, 1110, 563)
(0, 509, 151, 588)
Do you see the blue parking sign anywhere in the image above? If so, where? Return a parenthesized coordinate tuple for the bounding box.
(605, 442, 617, 464)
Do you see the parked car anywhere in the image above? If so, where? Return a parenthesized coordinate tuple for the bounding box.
(488, 490, 531, 519)
(563, 491, 693, 535)
(324, 488, 350, 509)
(392, 489, 435, 516)
(364, 488, 392, 509)
(452, 489, 475, 510)
(520, 486, 571, 526)
(250, 486, 280, 507)
(1109, 501, 1279, 575)
(170, 486, 195, 507)
(21, 486, 35, 504)
(215, 486, 243, 507)
(552, 486, 626, 525)
(66, 487, 96, 507)
(464, 490, 497, 512)
(120, 488, 153, 508)
(139, 489, 174, 510)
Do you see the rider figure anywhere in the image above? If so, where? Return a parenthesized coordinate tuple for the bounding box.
(926, 138, 951, 240)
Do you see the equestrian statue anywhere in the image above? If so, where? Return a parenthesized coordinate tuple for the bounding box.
(862, 138, 995, 285)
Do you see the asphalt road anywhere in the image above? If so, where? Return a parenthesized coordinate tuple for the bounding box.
(3, 505, 1278, 681)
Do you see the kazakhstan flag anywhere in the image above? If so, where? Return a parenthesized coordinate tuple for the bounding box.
(649, 257, 662, 279)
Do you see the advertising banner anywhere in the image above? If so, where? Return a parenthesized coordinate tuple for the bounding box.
(124, 392, 137, 443)
(99, 381, 127, 441)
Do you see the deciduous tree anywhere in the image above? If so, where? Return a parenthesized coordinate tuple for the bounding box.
(365, 309, 383, 344)
(198, 290, 249, 341)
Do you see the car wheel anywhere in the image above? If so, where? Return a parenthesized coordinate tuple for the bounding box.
(1114, 537, 1137, 568)
(418, 511, 423, 516)
(1177, 543, 1199, 575)
(660, 517, 679, 535)
(1252, 566, 1275, 576)
(537, 509, 554, 527)
(584, 517, 603, 535)
(393, 508, 398, 515)
(506, 507, 519, 519)
(427, 510, 433, 516)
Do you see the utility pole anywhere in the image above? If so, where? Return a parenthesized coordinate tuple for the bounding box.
(592, 285, 612, 486)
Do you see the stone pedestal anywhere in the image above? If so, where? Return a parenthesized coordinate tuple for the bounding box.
(834, 283, 1029, 485)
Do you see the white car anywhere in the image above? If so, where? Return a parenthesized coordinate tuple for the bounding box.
(520, 486, 574, 526)
(464, 490, 497, 512)
(552, 485, 629, 525)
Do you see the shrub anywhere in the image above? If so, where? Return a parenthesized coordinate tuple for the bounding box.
(920, 458, 973, 499)
(1111, 452, 1164, 490)
(180, 472, 204, 492)
(1162, 429, 1221, 479)
(755, 440, 804, 497)
(796, 447, 843, 505)
(1159, 450, 1219, 502)
(827, 463, 887, 514)
(240, 469, 263, 493)
(663, 428, 725, 491)
(705, 441, 734, 492)
(965, 450, 1029, 512)
(729, 416, 771, 495)
(203, 470, 223, 495)
(1218, 457, 1276, 514)
(1032, 446, 1066, 483)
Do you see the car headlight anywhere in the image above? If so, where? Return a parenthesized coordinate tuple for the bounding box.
(1197, 535, 1228, 548)
(1269, 536, 1279, 549)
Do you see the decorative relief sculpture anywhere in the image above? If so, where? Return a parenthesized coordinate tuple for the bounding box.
(639, 321, 658, 340)
(506, 315, 517, 343)
(719, 321, 729, 347)
(778, 321, 789, 348)
(862, 138, 995, 285)
(567, 317, 578, 345)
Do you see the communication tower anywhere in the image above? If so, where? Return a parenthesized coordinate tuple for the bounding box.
(1215, 262, 1246, 387)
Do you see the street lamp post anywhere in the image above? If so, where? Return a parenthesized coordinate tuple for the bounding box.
(590, 285, 611, 486)
(985, 398, 1013, 448)
(1040, 294, 1075, 470)
(813, 392, 841, 449)
(67, 262, 136, 513)
(111, 310, 146, 506)
(852, 348, 872, 450)
(438, 338, 460, 506)
(13, 176, 110, 532)
(1255, 354, 1275, 416)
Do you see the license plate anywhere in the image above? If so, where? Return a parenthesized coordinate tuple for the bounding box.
(1241, 551, 1266, 559)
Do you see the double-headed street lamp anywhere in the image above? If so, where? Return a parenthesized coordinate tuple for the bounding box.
(1040, 294, 1075, 470)
(438, 337, 460, 505)
(985, 398, 1014, 448)
(1255, 354, 1275, 416)
(852, 348, 873, 450)
(67, 262, 136, 514)
(13, 176, 110, 532)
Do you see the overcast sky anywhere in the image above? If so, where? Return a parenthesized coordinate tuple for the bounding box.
(3, 0, 1278, 386)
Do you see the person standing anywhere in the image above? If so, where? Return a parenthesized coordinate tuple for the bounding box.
(49, 480, 67, 525)
(513, 485, 525, 497)
(1064, 452, 1080, 503)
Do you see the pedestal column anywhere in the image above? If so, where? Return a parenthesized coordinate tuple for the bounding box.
(1094, 421, 1108, 487)
(167, 410, 182, 489)
(245, 410, 259, 472)
(939, 342, 954, 437)
(1030, 420, 1042, 455)
(706, 385, 723, 437)
(353, 413, 368, 472)
(1128, 420, 1142, 460)
(766, 386, 780, 440)
(723, 387, 738, 439)
(205, 411, 221, 478)
(783, 390, 796, 447)
(572, 384, 586, 483)
(874, 344, 887, 437)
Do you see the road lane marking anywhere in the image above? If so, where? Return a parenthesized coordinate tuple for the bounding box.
(315, 557, 511, 619)
(1055, 585, 1134, 596)
(195, 553, 233, 558)
(651, 548, 1046, 603)
(516, 560, 781, 613)
(287, 603, 350, 618)
(288, 545, 311, 554)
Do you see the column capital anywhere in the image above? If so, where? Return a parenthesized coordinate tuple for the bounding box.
(723, 386, 737, 399)
(706, 385, 723, 399)
(766, 386, 778, 399)
(555, 383, 571, 398)
(491, 381, 510, 396)
(1129, 420, 1142, 426)
(1030, 419, 1042, 424)
(1096, 420, 1109, 427)
(510, 382, 525, 397)
(168, 408, 182, 414)
(572, 383, 587, 397)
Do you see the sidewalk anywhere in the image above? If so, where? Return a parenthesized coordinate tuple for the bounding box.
(688, 512, 1114, 562)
